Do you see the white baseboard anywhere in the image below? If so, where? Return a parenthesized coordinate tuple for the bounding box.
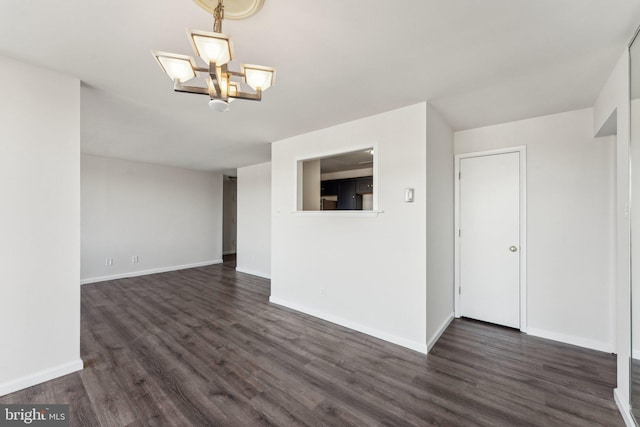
(0, 359, 83, 397)
(269, 296, 427, 354)
(235, 266, 271, 279)
(427, 312, 454, 352)
(80, 259, 223, 285)
(526, 327, 613, 353)
(615, 388, 635, 427)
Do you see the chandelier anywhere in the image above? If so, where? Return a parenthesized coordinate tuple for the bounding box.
(152, 0, 276, 112)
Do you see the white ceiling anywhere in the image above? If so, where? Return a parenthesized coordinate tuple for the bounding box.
(0, 1, 639, 171)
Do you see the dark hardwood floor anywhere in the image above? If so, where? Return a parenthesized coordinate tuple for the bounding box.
(0, 260, 624, 426)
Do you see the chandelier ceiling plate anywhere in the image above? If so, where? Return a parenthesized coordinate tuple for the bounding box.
(192, 0, 264, 20)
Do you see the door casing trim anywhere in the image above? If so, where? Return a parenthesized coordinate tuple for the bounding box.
(454, 146, 527, 332)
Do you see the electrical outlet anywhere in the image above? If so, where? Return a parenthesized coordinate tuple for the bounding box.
(132, 255, 139, 263)
(320, 287, 326, 296)
(105, 258, 113, 266)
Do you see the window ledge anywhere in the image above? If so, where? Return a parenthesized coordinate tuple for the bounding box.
(290, 210, 384, 217)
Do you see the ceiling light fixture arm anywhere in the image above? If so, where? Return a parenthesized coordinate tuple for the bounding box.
(173, 80, 209, 96)
(173, 62, 263, 102)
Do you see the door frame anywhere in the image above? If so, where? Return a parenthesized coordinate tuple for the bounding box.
(454, 146, 528, 332)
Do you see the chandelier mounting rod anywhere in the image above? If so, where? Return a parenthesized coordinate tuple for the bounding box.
(213, 0, 224, 33)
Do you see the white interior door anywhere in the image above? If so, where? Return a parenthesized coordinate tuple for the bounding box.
(459, 152, 520, 328)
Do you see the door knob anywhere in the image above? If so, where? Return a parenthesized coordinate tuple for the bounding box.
(509, 246, 518, 252)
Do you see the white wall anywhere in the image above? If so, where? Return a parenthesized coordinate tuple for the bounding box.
(223, 177, 237, 255)
(271, 103, 428, 353)
(455, 108, 614, 352)
(302, 159, 320, 210)
(594, 49, 631, 421)
(81, 155, 223, 283)
(614, 53, 632, 425)
(0, 56, 82, 395)
(426, 104, 455, 349)
(632, 99, 640, 362)
(236, 162, 272, 279)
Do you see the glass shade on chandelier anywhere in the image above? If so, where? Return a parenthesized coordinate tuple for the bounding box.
(189, 29, 232, 66)
(153, 52, 197, 83)
(243, 64, 275, 91)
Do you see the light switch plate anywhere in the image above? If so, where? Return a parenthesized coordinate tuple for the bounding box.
(405, 188, 414, 202)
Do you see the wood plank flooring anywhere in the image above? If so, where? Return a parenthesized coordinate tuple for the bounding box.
(0, 259, 624, 426)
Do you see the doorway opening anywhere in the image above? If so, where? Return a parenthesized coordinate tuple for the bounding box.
(223, 175, 237, 268)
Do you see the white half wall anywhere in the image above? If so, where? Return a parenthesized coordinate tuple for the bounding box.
(426, 104, 455, 350)
(271, 103, 428, 353)
(0, 56, 82, 395)
(236, 162, 272, 279)
(81, 155, 223, 283)
(454, 108, 614, 353)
